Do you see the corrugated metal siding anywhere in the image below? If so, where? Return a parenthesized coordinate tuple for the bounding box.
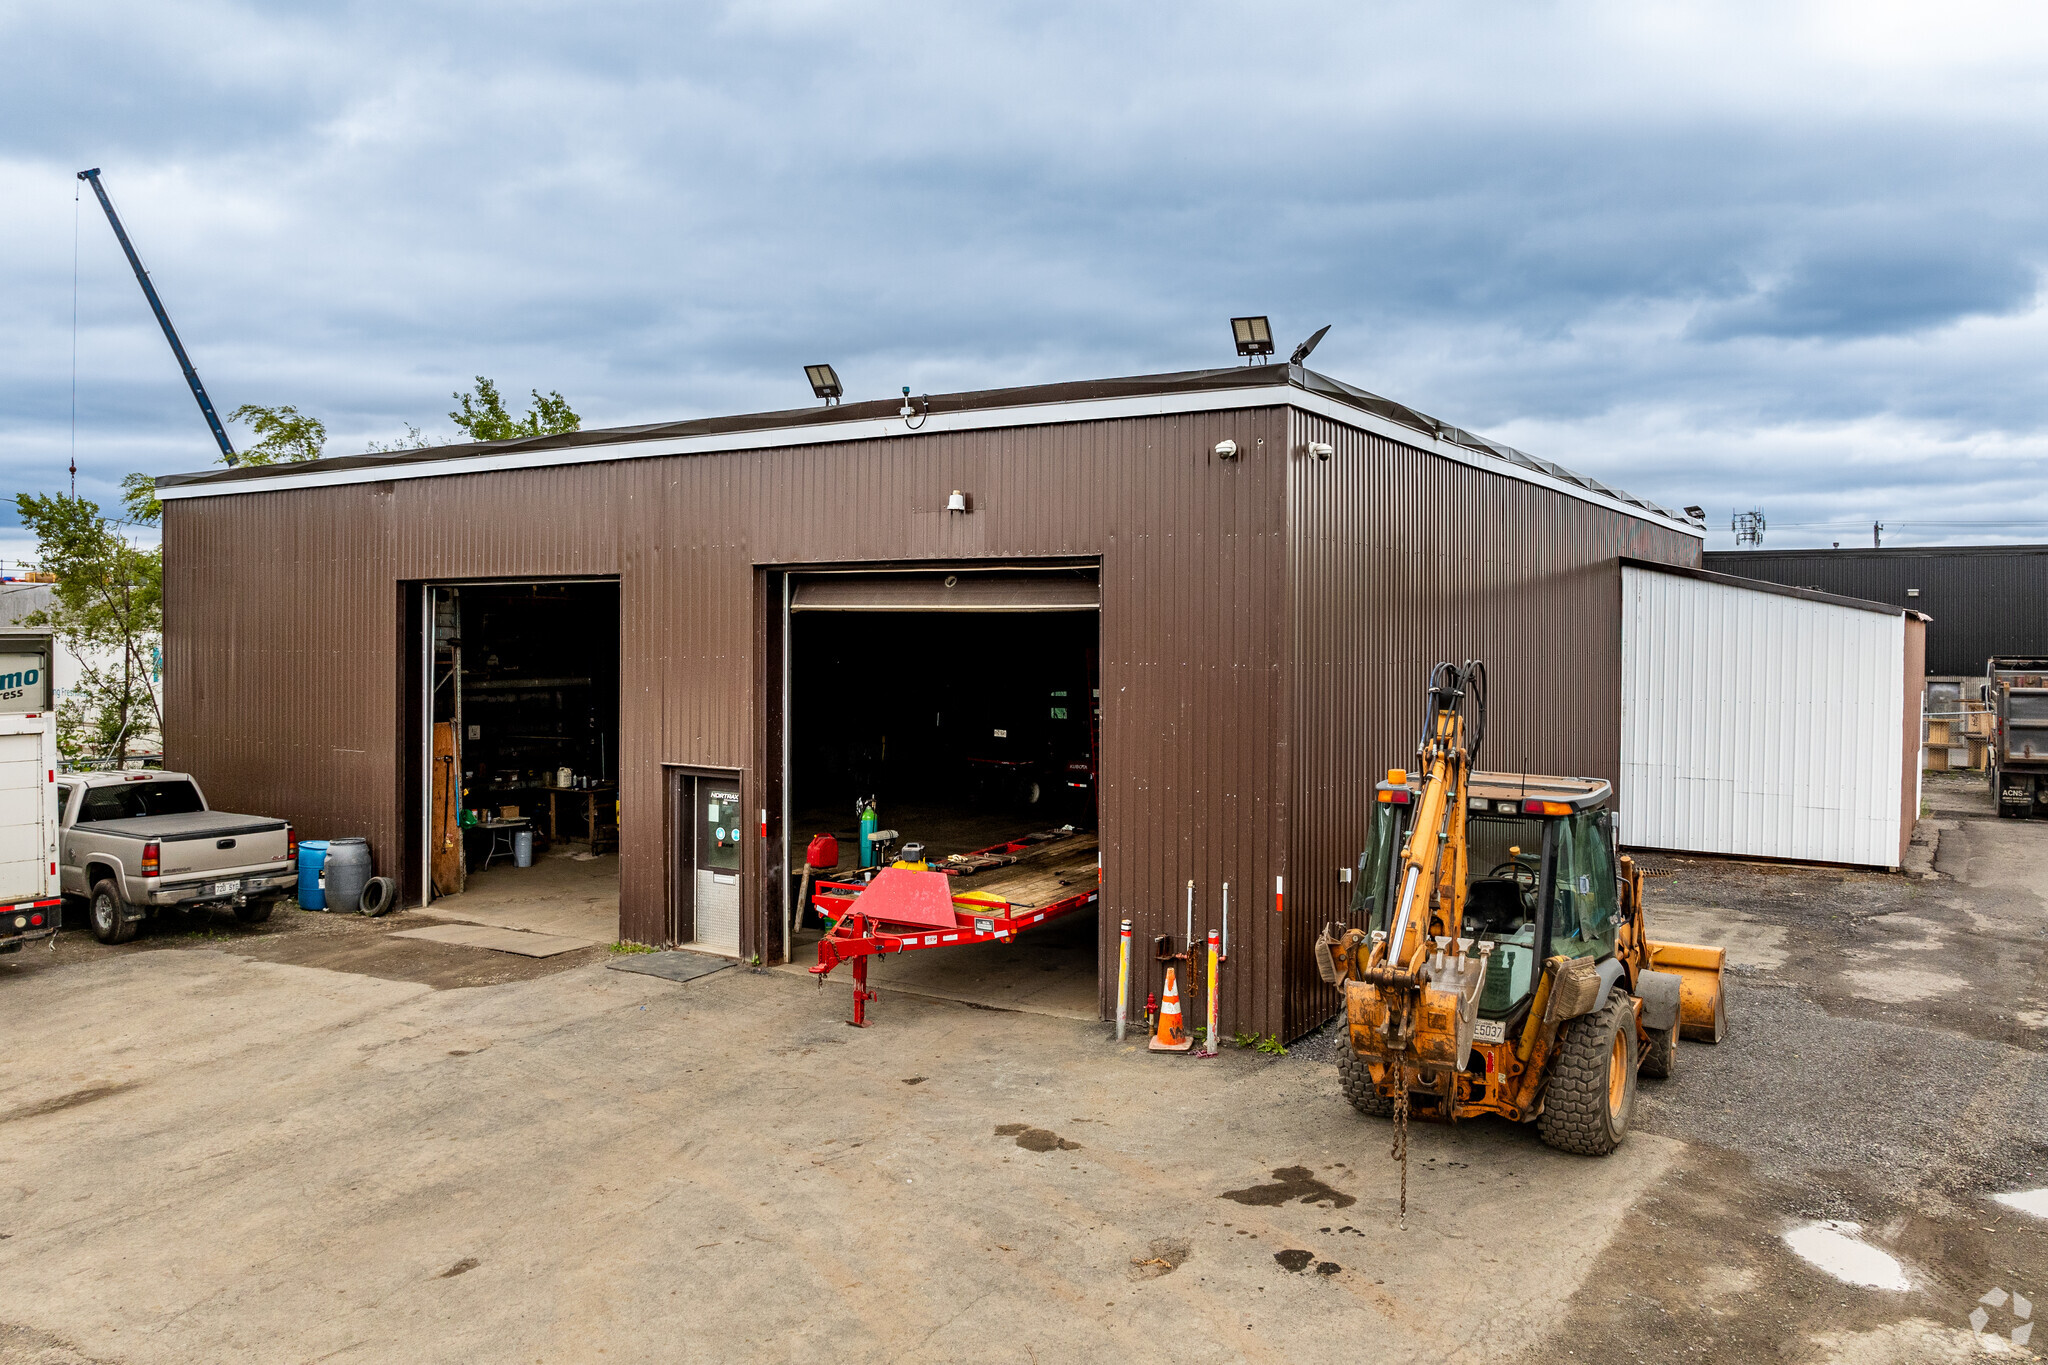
(164, 409, 1301, 1033)
(1619, 564, 1906, 868)
(1704, 546, 2048, 676)
(1282, 413, 1702, 1038)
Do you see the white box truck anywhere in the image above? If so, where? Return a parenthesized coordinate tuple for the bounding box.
(1, 633, 61, 952)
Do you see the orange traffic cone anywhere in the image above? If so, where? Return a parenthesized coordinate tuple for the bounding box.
(1150, 966, 1193, 1052)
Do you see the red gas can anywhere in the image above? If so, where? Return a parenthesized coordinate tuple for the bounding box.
(806, 834, 840, 870)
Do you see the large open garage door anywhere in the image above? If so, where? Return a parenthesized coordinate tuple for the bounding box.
(409, 580, 621, 947)
(778, 565, 1101, 1020)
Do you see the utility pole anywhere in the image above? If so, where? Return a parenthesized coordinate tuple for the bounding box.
(1873, 521, 1883, 548)
(76, 168, 238, 466)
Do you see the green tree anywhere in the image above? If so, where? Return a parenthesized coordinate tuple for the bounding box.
(449, 377, 580, 442)
(119, 471, 163, 525)
(12, 492, 163, 766)
(227, 403, 327, 465)
(365, 423, 435, 453)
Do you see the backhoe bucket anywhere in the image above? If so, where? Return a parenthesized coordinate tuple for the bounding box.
(1647, 941, 1726, 1043)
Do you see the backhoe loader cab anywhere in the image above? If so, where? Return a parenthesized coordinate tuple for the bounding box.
(1354, 773, 1624, 1030)
(1326, 764, 1728, 1158)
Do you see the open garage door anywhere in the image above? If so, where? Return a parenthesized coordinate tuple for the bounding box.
(779, 565, 1101, 1022)
(791, 571, 1098, 614)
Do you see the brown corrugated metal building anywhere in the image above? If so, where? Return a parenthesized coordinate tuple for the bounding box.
(157, 364, 1703, 1039)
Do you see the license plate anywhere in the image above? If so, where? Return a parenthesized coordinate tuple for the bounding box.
(1472, 1018, 1507, 1044)
(211, 880, 240, 896)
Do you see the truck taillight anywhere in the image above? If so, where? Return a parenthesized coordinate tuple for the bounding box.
(141, 841, 161, 877)
(1522, 799, 1572, 816)
(287, 825, 297, 859)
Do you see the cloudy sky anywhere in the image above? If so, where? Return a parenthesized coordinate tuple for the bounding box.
(6, 0, 2047, 566)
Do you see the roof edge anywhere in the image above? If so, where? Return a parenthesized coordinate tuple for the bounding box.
(1622, 556, 1916, 618)
(154, 363, 1701, 535)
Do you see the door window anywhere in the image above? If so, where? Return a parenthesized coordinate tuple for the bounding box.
(701, 788, 741, 872)
(1549, 812, 1618, 960)
(1350, 802, 1411, 931)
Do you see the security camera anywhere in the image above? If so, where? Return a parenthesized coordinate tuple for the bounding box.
(1213, 439, 1239, 459)
(1306, 441, 1334, 461)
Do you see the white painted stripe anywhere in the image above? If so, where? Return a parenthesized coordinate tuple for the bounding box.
(156, 384, 1699, 535)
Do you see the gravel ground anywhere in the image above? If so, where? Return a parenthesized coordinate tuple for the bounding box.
(1294, 772, 2048, 1360)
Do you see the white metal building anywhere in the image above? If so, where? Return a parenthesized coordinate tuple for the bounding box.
(1619, 560, 1925, 870)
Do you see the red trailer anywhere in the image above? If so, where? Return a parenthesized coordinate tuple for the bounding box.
(809, 830, 1100, 1026)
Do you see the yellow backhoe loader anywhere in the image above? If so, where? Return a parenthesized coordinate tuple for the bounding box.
(1319, 661, 1726, 1176)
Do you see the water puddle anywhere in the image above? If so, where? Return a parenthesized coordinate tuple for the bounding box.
(1782, 1220, 1910, 1291)
(1994, 1189, 2048, 1220)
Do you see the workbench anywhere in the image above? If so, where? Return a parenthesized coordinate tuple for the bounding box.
(540, 783, 616, 852)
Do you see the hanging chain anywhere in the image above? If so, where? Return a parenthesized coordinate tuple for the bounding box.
(1390, 1058, 1410, 1229)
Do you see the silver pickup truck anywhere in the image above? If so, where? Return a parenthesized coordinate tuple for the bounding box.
(56, 771, 296, 943)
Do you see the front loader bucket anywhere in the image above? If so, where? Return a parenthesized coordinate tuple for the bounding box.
(1647, 941, 1727, 1044)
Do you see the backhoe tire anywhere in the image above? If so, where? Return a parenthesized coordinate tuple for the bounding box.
(1639, 1022, 1677, 1080)
(1337, 1052, 1396, 1119)
(1538, 995, 1637, 1156)
(89, 878, 139, 945)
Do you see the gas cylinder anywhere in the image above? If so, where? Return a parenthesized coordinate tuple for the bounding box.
(857, 796, 879, 868)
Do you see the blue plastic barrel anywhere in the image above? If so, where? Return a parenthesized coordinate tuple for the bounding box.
(298, 840, 329, 910)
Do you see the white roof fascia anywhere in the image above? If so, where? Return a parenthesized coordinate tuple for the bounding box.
(157, 384, 1702, 538)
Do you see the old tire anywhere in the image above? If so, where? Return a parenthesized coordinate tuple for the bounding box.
(234, 896, 275, 925)
(1337, 1052, 1396, 1118)
(1538, 996, 1637, 1156)
(358, 877, 397, 918)
(1639, 1022, 1677, 1080)
(90, 878, 139, 945)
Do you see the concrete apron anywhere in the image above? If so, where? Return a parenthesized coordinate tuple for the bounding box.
(412, 850, 619, 946)
(0, 949, 1669, 1364)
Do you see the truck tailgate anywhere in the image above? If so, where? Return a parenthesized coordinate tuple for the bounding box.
(86, 812, 292, 876)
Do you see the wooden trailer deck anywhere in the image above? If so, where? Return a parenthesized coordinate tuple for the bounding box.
(808, 828, 1101, 1026)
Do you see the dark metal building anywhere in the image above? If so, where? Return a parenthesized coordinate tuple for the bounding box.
(1704, 545, 2048, 676)
(158, 364, 1701, 1038)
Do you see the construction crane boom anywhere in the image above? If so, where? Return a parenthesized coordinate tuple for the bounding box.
(77, 168, 237, 466)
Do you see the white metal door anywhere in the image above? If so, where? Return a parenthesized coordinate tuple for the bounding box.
(0, 718, 56, 904)
(692, 783, 741, 955)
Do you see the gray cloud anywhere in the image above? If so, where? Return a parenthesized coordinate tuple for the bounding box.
(6, 2, 2048, 555)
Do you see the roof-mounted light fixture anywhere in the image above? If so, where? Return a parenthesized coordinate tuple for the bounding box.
(1683, 505, 1706, 521)
(1230, 316, 1274, 363)
(1289, 324, 1330, 366)
(805, 364, 843, 405)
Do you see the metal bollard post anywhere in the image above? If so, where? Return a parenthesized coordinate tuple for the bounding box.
(1203, 928, 1221, 1056)
(1115, 919, 1132, 1041)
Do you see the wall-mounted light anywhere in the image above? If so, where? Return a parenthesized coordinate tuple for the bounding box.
(946, 490, 969, 514)
(1213, 439, 1239, 459)
(1305, 441, 1333, 461)
(1230, 316, 1274, 361)
(805, 364, 842, 405)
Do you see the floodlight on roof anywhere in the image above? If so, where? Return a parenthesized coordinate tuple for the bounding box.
(805, 364, 843, 405)
(1684, 505, 1706, 521)
(1230, 316, 1274, 361)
